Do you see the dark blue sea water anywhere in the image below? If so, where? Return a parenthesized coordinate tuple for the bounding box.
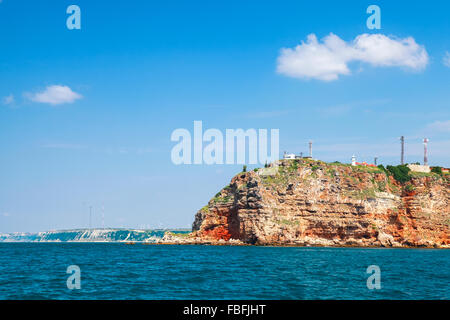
(0, 243, 448, 300)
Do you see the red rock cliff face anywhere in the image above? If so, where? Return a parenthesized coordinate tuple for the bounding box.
(192, 160, 450, 248)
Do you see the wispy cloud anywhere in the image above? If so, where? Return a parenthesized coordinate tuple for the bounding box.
(41, 143, 155, 155)
(424, 120, 450, 133)
(443, 52, 450, 68)
(277, 33, 428, 81)
(317, 98, 390, 117)
(26, 85, 82, 105)
(310, 138, 450, 161)
(41, 143, 88, 150)
(318, 104, 353, 116)
(286, 120, 450, 165)
(2, 94, 14, 106)
(244, 110, 292, 119)
(108, 147, 155, 155)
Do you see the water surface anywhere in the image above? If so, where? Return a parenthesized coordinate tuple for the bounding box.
(0, 243, 448, 299)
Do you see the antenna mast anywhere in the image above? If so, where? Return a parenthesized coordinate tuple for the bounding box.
(423, 138, 429, 166)
(400, 136, 405, 165)
(309, 141, 312, 158)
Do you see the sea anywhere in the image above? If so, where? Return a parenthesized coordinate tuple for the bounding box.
(0, 243, 448, 300)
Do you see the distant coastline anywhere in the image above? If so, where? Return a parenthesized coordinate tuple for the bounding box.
(0, 228, 190, 243)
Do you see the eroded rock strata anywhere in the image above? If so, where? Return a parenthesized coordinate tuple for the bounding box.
(187, 160, 449, 248)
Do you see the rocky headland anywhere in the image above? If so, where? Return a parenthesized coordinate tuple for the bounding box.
(166, 159, 449, 248)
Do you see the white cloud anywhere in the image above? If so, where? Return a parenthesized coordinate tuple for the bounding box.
(443, 52, 450, 67)
(425, 120, 450, 133)
(277, 33, 429, 81)
(27, 85, 82, 105)
(2, 94, 14, 105)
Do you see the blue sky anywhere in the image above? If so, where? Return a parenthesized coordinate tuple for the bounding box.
(0, 0, 449, 233)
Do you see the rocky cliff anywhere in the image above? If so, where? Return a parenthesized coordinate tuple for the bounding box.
(189, 159, 450, 248)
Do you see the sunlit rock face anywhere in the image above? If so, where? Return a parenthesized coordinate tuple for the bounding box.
(192, 160, 450, 248)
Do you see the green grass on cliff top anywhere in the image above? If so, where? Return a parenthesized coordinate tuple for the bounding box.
(256, 159, 446, 187)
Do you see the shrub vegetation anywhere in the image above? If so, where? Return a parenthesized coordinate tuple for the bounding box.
(431, 166, 443, 176)
(386, 164, 411, 183)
